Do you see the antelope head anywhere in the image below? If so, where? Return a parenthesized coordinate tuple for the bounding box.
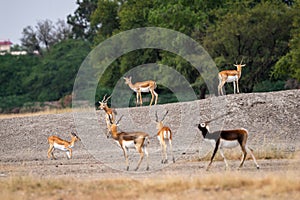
(123, 76, 132, 85)
(71, 132, 81, 141)
(99, 94, 111, 109)
(233, 57, 246, 68)
(155, 110, 169, 130)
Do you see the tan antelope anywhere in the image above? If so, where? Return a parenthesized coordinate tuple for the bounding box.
(218, 59, 246, 95)
(99, 94, 117, 137)
(123, 76, 158, 106)
(109, 116, 150, 171)
(155, 110, 175, 164)
(47, 132, 81, 160)
(197, 122, 259, 171)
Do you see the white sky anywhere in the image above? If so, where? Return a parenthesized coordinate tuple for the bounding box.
(0, 0, 78, 45)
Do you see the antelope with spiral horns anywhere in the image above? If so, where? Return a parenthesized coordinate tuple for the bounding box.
(108, 116, 150, 171)
(47, 132, 81, 160)
(155, 110, 175, 164)
(218, 58, 246, 95)
(197, 115, 259, 170)
(123, 76, 158, 106)
(99, 94, 116, 137)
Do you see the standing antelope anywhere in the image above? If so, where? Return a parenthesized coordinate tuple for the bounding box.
(99, 94, 117, 137)
(123, 76, 158, 106)
(218, 59, 246, 96)
(109, 116, 150, 171)
(47, 132, 81, 160)
(155, 110, 175, 164)
(197, 122, 259, 170)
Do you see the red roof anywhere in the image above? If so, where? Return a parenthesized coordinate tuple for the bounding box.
(0, 40, 13, 45)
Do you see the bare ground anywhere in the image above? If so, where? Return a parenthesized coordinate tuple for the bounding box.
(0, 90, 299, 199)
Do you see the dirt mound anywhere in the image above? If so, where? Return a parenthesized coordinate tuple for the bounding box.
(0, 90, 299, 170)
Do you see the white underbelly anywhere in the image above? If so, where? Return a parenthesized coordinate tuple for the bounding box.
(140, 87, 150, 93)
(132, 87, 151, 93)
(226, 75, 238, 82)
(219, 139, 239, 149)
(204, 139, 239, 149)
(53, 143, 70, 151)
(122, 140, 136, 149)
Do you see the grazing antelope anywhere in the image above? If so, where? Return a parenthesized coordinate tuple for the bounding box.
(109, 116, 150, 171)
(99, 94, 117, 137)
(197, 122, 259, 170)
(155, 110, 175, 164)
(218, 58, 246, 95)
(47, 132, 81, 160)
(123, 76, 158, 106)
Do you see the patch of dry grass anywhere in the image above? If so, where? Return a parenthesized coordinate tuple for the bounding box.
(0, 108, 75, 119)
(197, 146, 296, 162)
(0, 172, 299, 200)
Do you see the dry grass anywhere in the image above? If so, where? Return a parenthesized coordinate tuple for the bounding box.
(0, 108, 76, 119)
(197, 146, 296, 162)
(0, 172, 299, 200)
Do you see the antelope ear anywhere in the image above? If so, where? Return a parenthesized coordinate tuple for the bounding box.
(241, 64, 246, 67)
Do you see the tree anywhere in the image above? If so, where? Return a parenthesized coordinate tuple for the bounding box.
(26, 39, 91, 101)
(0, 54, 41, 112)
(20, 25, 41, 54)
(272, 0, 300, 84)
(36, 19, 56, 52)
(203, 1, 294, 92)
(67, 0, 98, 41)
(21, 19, 72, 54)
(91, 0, 120, 43)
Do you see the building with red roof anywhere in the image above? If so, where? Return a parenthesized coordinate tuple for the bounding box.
(0, 40, 13, 53)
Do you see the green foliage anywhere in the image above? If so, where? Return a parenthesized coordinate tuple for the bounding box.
(0, 55, 40, 96)
(253, 80, 285, 92)
(0, 54, 41, 112)
(272, 0, 300, 82)
(1, 0, 300, 113)
(27, 39, 91, 101)
(67, 0, 98, 41)
(203, 1, 294, 92)
(118, 0, 154, 30)
(91, 0, 120, 43)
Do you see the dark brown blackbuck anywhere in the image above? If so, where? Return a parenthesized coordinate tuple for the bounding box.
(197, 122, 259, 170)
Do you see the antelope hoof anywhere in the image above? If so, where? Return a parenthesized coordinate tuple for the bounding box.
(134, 167, 139, 171)
(172, 158, 175, 163)
(256, 166, 260, 169)
(126, 166, 129, 171)
(146, 166, 149, 171)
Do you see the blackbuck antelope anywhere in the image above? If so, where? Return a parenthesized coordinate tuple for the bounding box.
(109, 116, 150, 171)
(155, 110, 175, 164)
(47, 132, 81, 160)
(197, 122, 259, 170)
(123, 76, 158, 106)
(218, 58, 246, 95)
(99, 94, 117, 137)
